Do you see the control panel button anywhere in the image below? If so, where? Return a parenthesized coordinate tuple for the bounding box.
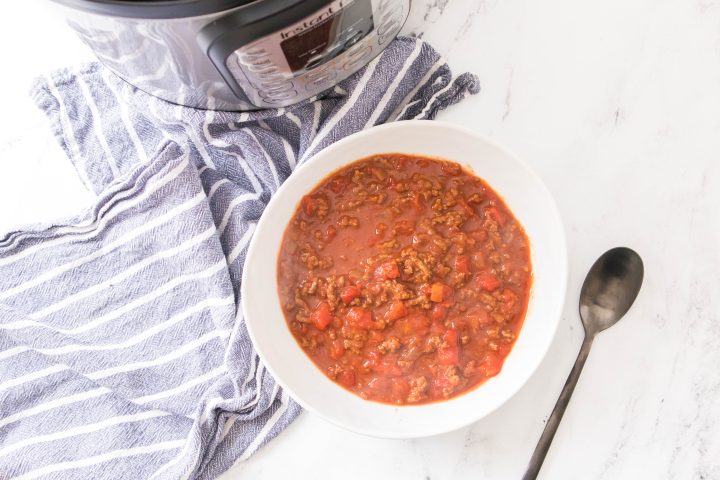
(255, 76, 284, 87)
(239, 48, 269, 65)
(378, 7, 402, 34)
(248, 63, 277, 74)
(243, 47, 265, 56)
(259, 89, 298, 102)
(258, 71, 285, 81)
(346, 40, 368, 56)
(256, 70, 290, 82)
(378, 18, 400, 36)
(378, 14, 403, 44)
(260, 80, 294, 92)
(306, 72, 339, 90)
(306, 63, 332, 80)
(342, 46, 373, 70)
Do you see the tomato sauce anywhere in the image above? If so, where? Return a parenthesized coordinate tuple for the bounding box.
(277, 154, 532, 405)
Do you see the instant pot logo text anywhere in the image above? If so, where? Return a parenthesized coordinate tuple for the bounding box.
(280, 0, 355, 39)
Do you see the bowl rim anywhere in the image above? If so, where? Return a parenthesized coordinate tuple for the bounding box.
(241, 119, 568, 438)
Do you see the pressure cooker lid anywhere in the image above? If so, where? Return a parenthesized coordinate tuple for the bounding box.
(51, 0, 263, 19)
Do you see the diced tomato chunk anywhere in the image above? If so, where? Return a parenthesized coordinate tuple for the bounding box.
(346, 307, 374, 329)
(328, 175, 348, 193)
(374, 260, 400, 280)
(337, 370, 356, 388)
(441, 162, 461, 176)
(301, 196, 315, 216)
(438, 329, 459, 365)
(325, 225, 337, 241)
(500, 289, 515, 302)
(310, 302, 332, 330)
(430, 304, 448, 322)
(430, 283, 453, 303)
(384, 300, 408, 321)
(471, 251, 485, 269)
(329, 339, 345, 360)
(480, 352, 502, 377)
(430, 283, 445, 302)
(476, 271, 501, 291)
(444, 328, 458, 344)
(454, 255, 470, 274)
(457, 198, 475, 217)
(499, 288, 517, 313)
(340, 285, 361, 304)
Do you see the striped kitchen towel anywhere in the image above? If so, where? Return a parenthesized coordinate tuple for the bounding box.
(0, 37, 479, 479)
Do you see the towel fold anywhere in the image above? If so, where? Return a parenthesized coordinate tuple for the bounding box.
(0, 37, 479, 479)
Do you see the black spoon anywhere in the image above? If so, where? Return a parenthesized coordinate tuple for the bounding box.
(523, 247, 644, 479)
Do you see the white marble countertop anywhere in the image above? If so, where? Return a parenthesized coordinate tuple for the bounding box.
(1, 1, 718, 479)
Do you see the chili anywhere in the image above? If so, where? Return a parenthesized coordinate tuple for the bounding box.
(277, 154, 532, 405)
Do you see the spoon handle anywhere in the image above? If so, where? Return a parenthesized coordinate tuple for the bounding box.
(522, 333, 595, 480)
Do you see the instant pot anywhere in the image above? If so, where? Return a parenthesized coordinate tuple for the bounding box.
(51, 0, 410, 110)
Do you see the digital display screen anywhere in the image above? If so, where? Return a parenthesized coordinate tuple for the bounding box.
(280, 0, 374, 73)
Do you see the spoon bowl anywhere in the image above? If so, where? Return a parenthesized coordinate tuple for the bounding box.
(580, 247, 645, 334)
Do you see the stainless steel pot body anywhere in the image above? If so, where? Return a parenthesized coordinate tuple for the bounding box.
(52, 0, 410, 111)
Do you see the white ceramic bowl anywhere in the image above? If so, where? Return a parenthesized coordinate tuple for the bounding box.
(242, 120, 567, 438)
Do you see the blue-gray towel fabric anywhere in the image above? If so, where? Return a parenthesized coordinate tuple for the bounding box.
(0, 37, 479, 479)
